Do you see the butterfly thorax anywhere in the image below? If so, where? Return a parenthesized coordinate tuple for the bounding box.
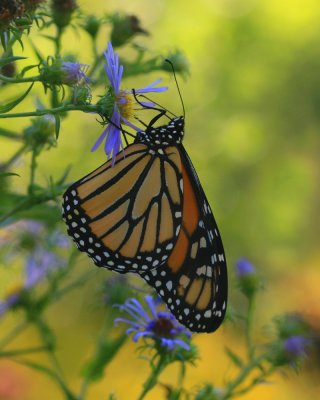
(134, 116, 184, 148)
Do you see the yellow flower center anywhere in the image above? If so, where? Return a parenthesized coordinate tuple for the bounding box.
(117, 91, 134, 120)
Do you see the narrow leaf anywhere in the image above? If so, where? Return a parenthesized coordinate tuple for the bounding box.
(82, 334, 127, 382)
(0, 56, 27, 68)
(54, 114, 61, 139)
(0, 172, 20, 178)
(18, 64, 38, 78)
(0, 82, 34, 113)
(225, 347, 244, 368)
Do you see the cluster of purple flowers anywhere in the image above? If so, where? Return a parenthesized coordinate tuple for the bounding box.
(0, 220, 70, 317)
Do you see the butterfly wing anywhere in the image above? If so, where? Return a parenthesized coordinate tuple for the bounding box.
(139, 144, 228, 332)
(62, 143, 184, 273)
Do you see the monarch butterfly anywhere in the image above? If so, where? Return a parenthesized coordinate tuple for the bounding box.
(62, 107, 227, 333)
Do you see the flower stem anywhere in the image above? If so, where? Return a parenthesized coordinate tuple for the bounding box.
(137, 355, 166, 400)
(231, 365, 276, 398)
(0, 104, 99, 119)
(28, 148, 38, 195)
(0, 143, 28, 171)
(220, 353, 270, 400)
(0, 74, 41, 83)
(0, 320, 28, 350)
(246, 295, 255, 360)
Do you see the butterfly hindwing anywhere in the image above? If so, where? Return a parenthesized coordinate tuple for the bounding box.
(62, 116, 228, 332)
(139, 144, 228, 333)
(62, 143, 183, 273)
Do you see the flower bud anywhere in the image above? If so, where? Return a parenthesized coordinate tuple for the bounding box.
(109, 13, 149, 48)
(235, 258, 259, 298)
(161, 49, 190, 77)
(1, 61, 16, 77)
(39, 57, 90, 89)
(51, 0, 77, 30)
(82, 14, 100, 39)
(23, 115, 56, 149)
(274, 313, 310, 340)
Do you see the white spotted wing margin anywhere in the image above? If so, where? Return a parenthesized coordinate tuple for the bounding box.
(62, 143, 184, 275)
(139, 144, 228, 333)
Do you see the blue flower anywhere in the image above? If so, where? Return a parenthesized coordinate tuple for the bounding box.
(236, 258, 255, 277)
(0, 226, 67, 318)
(91, 42, 168, 162)
(115, 295, 191, 351)
(61, 61, 91, 86)
(236, 258, 259, 298)
(283, 335, 309, 359)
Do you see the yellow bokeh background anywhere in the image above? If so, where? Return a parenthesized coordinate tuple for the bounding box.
(1, 0, 320, 399)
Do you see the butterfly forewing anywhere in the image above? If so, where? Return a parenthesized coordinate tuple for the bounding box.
(139, 144, 228, 333)
(62, 143, 183, 273)
(62, 115, 228, 333)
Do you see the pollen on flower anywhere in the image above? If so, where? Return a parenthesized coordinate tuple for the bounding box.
(117, 92, 134, 120)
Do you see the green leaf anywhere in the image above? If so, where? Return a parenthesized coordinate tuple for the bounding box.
(225, 347, 244, 368)
(28, 38, 44, 63)
(82, 334, 127, 382)
(0, 56, 27, 68)
(18, 64, 39, 78)
(54, 114, 61, 139)
(0, 172, 20, 178)
(0, 82, 34, 113)
(40, 34, 57, 42)
(0, 32, 7, 51)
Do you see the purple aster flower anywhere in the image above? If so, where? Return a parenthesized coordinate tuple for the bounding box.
(25, 249, 63, 288)
(61, 61, 91, 86)
(0, 248, 64, 317)
(115, 295, 191, 351)
(236, 258, 255, 277)
(284, 335, 309, 359)
(236, 258, 259, 298)
(91, 42, 168, 162)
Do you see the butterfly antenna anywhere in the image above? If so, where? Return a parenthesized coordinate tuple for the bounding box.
(165, 59, 185, 119)
(137, 94, 177, 118)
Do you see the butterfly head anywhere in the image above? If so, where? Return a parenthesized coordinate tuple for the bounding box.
(135, 116, 184, 148)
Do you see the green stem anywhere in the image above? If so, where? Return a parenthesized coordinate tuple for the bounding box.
(0, 320, 28, 350)
(220, 353, 270, 400)
(230, 365, 276, 398)
(13, 357, 77, 400)
(33, 318, 67, 386)
(78, 379, 89, 400)
(0, 127, 23, 140)
(2, 35, 20, 58)
(28, 148, 38, 195)
(0, 345, 49, 357)
(0, 191, 62, 224)
(0, 143, 28, 171)
(137, 355, 167, 400)
(0, 104, 99, 119)
(246, 295, 255, 360)
(51, 270, 96, 302)
(0, 74, 41, 83)
(55, 26, 63, 56)
(178, 362, 186, 390)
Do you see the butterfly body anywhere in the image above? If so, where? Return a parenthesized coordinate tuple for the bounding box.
(62, 116, 227, 332)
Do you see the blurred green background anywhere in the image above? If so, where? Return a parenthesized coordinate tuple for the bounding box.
(1, 0, 320, 399)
